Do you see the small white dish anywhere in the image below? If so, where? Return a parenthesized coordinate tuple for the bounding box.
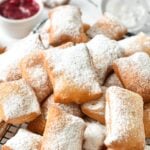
(0, 0, 43, 39)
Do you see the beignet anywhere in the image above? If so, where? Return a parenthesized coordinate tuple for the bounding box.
(105, 86, 145, 150)
(0, 79, 41, 125)
(87, 35, 124, 85)
(87, 13, 127, 40)
(119, 32, 150, 56)
(41, 106, 86, 150)
(48, 5, 88, 46)
(113, 52, 150, 103)
(20, 51, 52, 103)
(2, 129, 42, 150)
(28, 94, 83, 135)
(0, 34, 43, 82)
(43, 43, 102, 104)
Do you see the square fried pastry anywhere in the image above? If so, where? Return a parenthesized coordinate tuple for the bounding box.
(2, 129, 42, 150)
(48, 5, 88, 46)
(81, 87, 106, 125)
(104, 73, 123, 87)
(20, 51, 53, 103)
(87, 35, 124, 85)
(0, 34, 43, 82)
(43, 43, 102, 104)
(41, 106, 86, 150)
(113, 52, 150, 103)
(27, 94, 83, 135)
(105, 86, 145, 150)
(0, 79, 41, 125)
(144, 103, 150, 138)
(87, 12, 127, 40)
(119, 32, 150, 56)
(83, 121, 106, 150)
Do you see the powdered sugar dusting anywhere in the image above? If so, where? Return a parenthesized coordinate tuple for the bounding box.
(4, 129, 42, 150)
(0, 34, 43, 82)
(87, 35, 123, 85)
(105, 86, 145, 149)
(27, 65, 48, 88)
(21, 51, 52, 102)
(81, 87, 106, 123)
(119, 32, 150, 56)
(83, 121, 106, 150)
(45, 43, 101, 101)
(87, 12, 127, 40)
(113, 52, 150, 102)
(42, 106, 85, 150)
(104, 73, 123, 87)
(50, 5, 83, 39)
(44, 95, 83, 118)
(1, 79, 41, 120)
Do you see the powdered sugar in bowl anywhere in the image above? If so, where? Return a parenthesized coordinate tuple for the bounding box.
(101, 0, 149, 33)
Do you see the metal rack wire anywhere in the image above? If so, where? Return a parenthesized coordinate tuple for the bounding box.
(0, 123, 28, 147)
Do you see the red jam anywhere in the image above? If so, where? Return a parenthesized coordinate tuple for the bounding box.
(0, 0, 39, 19)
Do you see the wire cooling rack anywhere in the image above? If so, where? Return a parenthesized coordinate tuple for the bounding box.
(0, 123, 28, 148)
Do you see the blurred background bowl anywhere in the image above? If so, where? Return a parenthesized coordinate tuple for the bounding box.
(0, 0, 43, 38)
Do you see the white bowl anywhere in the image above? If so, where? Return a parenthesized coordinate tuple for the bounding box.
(0, 0, 43, 38)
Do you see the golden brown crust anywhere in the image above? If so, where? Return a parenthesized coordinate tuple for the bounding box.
(27, 114, 46, 135)
(42, 44, 102, 104)
(113, 52, 150, 103)
(119, 32, 150, 56)
(2, 145, 12, 150)
(87, 35, 124, 85)
(41, 106, 85, 150)
(81, 87, 106, 125)
(0, 79, 41, 125)
(49, 30, 88, 47)
(44, 95, 83, 117)
(144, 103, 150, 138)
(20, 51, 52, 103)
(87, 13, 127, 40)
(5, 112, 40, 125)
(28, 94, 84, 135)
(48, 5, 88, 46)
(83, 23, 91, 33)
(105, 86, 145, 150)
(0, 47, 6, 54)
(56, 42, 74, 49)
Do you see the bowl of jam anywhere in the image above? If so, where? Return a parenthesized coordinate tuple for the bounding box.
(0, 0, 43, 38)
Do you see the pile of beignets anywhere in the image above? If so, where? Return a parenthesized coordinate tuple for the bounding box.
(0, 4, 150, 150)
